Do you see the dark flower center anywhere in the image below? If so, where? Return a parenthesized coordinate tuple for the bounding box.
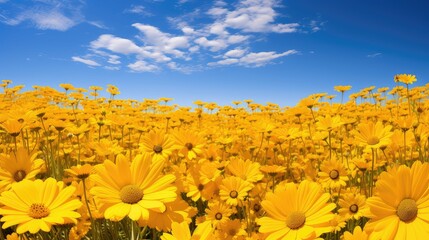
(329, 170, 340, 180)
(153, 145, 163, 154)
(13, 170, 27, 182)
(185, 142, 193, 151)
(229, 190, 239, 199)
(349, 204, 359, 213)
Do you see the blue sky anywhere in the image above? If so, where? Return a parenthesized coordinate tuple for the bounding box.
(1, 0, 428, 106)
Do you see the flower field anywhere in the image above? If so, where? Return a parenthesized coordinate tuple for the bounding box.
(0, 74, 428, 240)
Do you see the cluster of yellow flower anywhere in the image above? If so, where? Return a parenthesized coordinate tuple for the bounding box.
(0, 74, 427, 240)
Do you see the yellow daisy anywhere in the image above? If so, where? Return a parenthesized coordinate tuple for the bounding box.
(318, 157, 349, 189)
(0, 147, 45, 192)
(0, 178, 82, 234)
(353, 121, 393, 150)
(394, 74, 417, 85)
(343, 226, 368, 240)
(364, 161, 429, 239)
(90, 153, 177, 222)
(219, 176, 253, 206)
(139, 130, 178, 161)
(160, 221, 213, 240)
(257, 180, 335, 240)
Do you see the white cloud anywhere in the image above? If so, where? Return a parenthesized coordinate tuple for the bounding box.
(209, 0, 300, 33)
(75, 1, 302, 72)
(91, 34, 143, 55)
(209, 49, 298, 67)
(182, 26, 195, 35)
(107, 55, 121, 64)
(72, 56, 101, 67)
(128, 60, 159, 72)
(225, 48, 246, 58)
(271, 23, 299, 33)
(189, 45, 200, 53)
(133, 23, 189, 48)
(195, 37, 227, 51)
(127, 5, 146, 14)
(367, 53, 382, 58)
(0, 1, 83, 31)
(227, 34, 248, 44)
(104, 66, 120, 71)
(207, 7, 228, 16)
(87, 21, 108, 29)
(20, 10, 76, 31)
(209, 22, 228, 35)
(240, 50, 298, 66)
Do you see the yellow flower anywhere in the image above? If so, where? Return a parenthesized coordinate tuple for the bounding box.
(227, 157, 263, 183)
(0, 178, 82, 234)
(257, 180, 335, 240)
(205, 200, 235, 228)
(338, 192, 368, 221)
(394, 74, 417, 84)
(0, 148, 45, 192)
(64, 164, 93, 181)
(90, 153, 177, 222)
(364, 161, 429, 239)
(0, 119, 24, 137)
(173, 130, 205, 160)
(353, 121, 393, 149)
(318, 157, 349, 189)
(334, 85, 352, 93)
(160, 221, 213, 240)
(219, 176, 253, 206)
(343, 226, 368, 240)
(140, 130, 178, 161)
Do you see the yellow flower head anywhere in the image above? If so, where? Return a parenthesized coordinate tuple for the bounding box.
(90, 154, 177, 222)
(0, 178, 82, 234)
(364, 161, 429, 239)
(394, 74, 417, 84)
(257, 180, 335, 239)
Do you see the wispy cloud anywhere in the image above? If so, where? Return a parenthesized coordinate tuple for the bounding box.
(87, 21, 108, 29)
(0, 0, 83, 31)
(367, 52, 382, 58)
(124, 5, 152, 16)
(74, 0, 302, 73)
(128, 60, 159, 72)
(0, 0, 106, 31)
(72, 56, 101, 67)
(209, 49, 298, 67)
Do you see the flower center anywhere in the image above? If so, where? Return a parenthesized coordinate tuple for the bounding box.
(367, 136, 380, 145)
(28, 203, 50, 219)
(349, 204, 359, 213)
(197, 184, 204, 191)
(329, 170, 340, 180)
(153, 145, 163, 154)
(228, 229, 237, 236)
(120, 185, 143, 204)
(215, 212, 223, 220)
(229, 190, 238, 199)
(253, 203, 261, 212)
(286, 211, 306, 229)
(185, 142, 193, 151)
(397, 198, 418, 223)
(77, 173, 90, 180)
(13, 170, 27, 182)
